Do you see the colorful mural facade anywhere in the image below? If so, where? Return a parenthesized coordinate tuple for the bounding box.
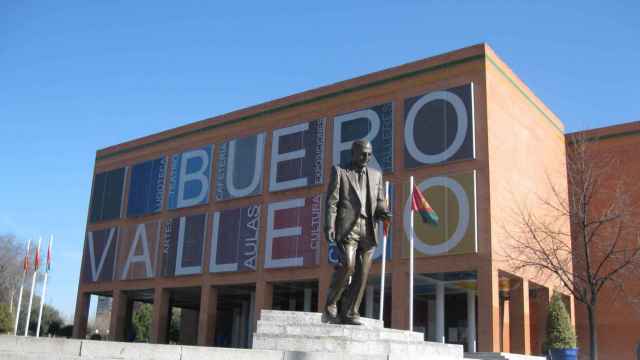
(84, 83, 478, 283)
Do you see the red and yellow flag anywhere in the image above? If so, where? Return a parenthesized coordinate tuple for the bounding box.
(383, 219, 390, 237)
(46, 240, 52, 272)
(411, 184, 439, 225)
(33, 245, 40, 272)
(23, 251, 29, 272)
(382, 195, 391, 237)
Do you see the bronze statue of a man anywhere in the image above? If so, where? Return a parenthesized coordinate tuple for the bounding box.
(323, 139, 391, 325)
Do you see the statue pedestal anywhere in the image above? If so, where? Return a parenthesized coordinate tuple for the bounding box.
(252, 310, 463, 360)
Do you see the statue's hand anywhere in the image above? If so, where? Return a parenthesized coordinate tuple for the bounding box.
(375, 209, 392, 222)
(325, 229, 335, 243)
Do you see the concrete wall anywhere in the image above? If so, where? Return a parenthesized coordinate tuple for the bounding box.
(0, 335, 386, 360)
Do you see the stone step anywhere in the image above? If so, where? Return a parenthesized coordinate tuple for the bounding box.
(259, 310, 384, 329)
(253, 310, 464, 359)
(502, 354, 545, 360)
(465, 352, 546, 360)
(256, 320, 425, 342)
(254, 332, 461, 357)
(465, 354, 507, 360)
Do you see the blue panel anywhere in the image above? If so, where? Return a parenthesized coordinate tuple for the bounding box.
(89, 168, 126, 223)
(404, 84, 474, 168)
(168, 145, 213, 209)
(215, 133, 265, 201)
(127, 157, 167, 217)
(334, 103, 393, 173)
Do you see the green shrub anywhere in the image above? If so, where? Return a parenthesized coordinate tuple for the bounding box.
(0, 303, 13, 334)
(57, 324, 73, 338)
(545, 293, 577, 350)
(0, 303, 13, 333)
(132, 303, 152, 342)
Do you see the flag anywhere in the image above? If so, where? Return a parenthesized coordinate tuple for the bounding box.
(383, 218, 390, 237)
(382, 195, 391, 237)
(23, 250, 29, 272)
(411, 184, 439, 225)
(34, 245, 40, 272)
(46, 239, 52, 272)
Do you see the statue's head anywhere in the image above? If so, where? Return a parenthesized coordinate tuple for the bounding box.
(351, 139, 373, 170)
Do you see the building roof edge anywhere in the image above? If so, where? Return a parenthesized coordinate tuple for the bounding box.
(482, 44, 566, 134)
(95, 43, 488, 161)
(566, 120, 640, 143)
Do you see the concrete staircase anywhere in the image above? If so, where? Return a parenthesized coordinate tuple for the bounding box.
(1, 319, 544, 360)
(253, 310, 463, 360)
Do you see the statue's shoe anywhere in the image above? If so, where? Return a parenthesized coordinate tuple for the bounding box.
(340, 316, 363, 326)
(321, 305, 339, 324)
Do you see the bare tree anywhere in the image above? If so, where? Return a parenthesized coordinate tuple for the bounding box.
(0, 234, 24, 310)
(502, 134, 640, 360)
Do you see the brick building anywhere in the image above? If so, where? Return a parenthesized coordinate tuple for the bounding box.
(568, 122, 640, 360)
(73, 44, 574, 355)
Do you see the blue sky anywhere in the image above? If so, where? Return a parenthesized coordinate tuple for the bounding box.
(1, 1, 638, 320)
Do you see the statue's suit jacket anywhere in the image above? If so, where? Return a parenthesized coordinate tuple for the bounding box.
(325, 164, 386, 246)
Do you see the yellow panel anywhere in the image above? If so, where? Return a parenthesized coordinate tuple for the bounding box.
(402, 171, 477, 257)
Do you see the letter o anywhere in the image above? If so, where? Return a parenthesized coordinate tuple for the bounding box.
(403, 176, 469, 255)
(405, 91, 468, 164)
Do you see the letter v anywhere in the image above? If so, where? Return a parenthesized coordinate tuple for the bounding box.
(88, 228, 116, 282)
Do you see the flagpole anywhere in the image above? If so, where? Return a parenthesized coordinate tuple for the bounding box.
(409, 176, 414, 332)
(379, 181, 389, 322)
(14, 238, 31, 335)
(36, 235, 52, 338)
(24, 236, 41, 336)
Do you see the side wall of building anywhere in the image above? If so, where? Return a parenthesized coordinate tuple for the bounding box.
(484, 47, 571, 355)
(571, 122, 640, 360)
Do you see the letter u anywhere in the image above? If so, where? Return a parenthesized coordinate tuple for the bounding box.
(226, 133, 266, 198)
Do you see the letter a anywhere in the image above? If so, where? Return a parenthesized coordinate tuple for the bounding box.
(121, 224, 154, 279)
